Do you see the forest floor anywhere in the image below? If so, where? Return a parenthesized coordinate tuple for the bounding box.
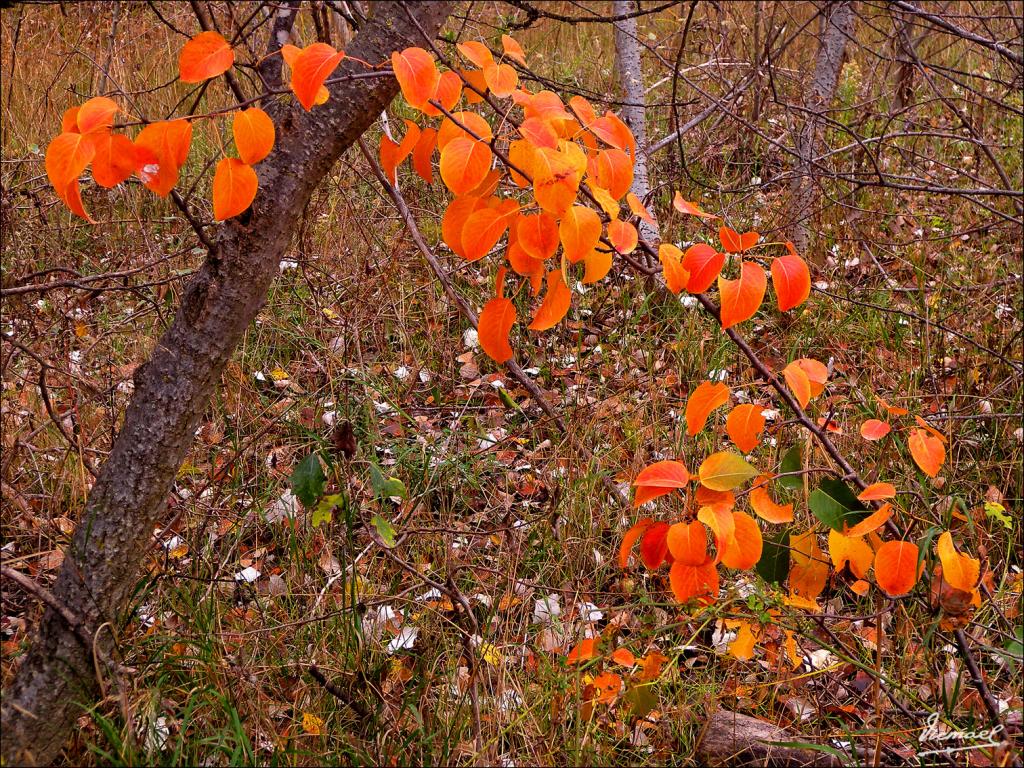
(1, 3, 1022, 766)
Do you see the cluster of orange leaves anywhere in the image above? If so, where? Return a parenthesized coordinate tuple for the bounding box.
(621, 367, 980, 626)
(374, 38, 815, 364)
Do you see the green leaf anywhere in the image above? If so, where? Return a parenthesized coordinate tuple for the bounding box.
(371, 514, 397, 547)
(291, 453, 326, 508)
(698, 451, 757, 491)
(369, 463, 407, 500)
(497, 386, 520, 411)
(622, 683, 657, 720)
(756, 528, 790, 585)
(313, 493, 344, 527)
(778, 446, 803, 490)
(916, 525, 943, 573)
(984, 501, 1012, 530)
(808, 478, 870, 532)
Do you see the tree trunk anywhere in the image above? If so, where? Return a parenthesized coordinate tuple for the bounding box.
(613, 0, 659, 244)
(0, 3, 451, 764)
(787, 1, 855, 261)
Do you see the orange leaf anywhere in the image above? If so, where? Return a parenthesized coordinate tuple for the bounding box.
(457, 41, 494, 68)
(878, 396, 909, 416)
(672, 192, 719, 219)
(478, 296, 516, 364)
(632, 460, 690, 507)
(483, 62, 517, 97)
(828, 529, 874, 578)
(626, 192, 656, 224)
(501, 34, 527, 66)
(57, 179, 93, 223)
(908, 428, 944, 477)
(134, 119, 192, 197)
(76, 96, 119, 134)
(391, 47, 439, 110)
(770, 253, 810, 312)
(380, 120, 421, 184)
(697, 505, 736, 562)
(681, 244, 725, 293)
(421, 70, 462, 117)
(178, 30, 234, 83)
(582, 248, 613, 284)
(61, 106, 80, 134)
(461, 205, 514, 262)
(528, 269, 572, 331)
(518, 117, 558, 150)
(46, 132, 96, 195)
(719, 226, 759, 253)
(439, 138, 492, 195)
(232, 107, 275, 165)
(782, 361, 812, 409)
(844, 503, 893, 538)
(728, 622, 758, 660)
(610, 647, 636, 667)
(460, 68, 488, 103)
(666, 521, 707, 566)
(720, 511, 762, 570)
(718, 262, 766, 329)
(619, 518, 654, 568)
(516, 212, 559, 261)
(559, 205, 601, 264)
(532, 147, 580, 216)
(936, 532, 980, 592)
(639, 521, 670, 569)
(437, 112, 493, 150)
(568, 95, 598, 127)
(412, 127, 437, 183)
(607, 219, 637, 254)
(658, 244, 690, 294)
(685, 381, 729, 436)
(669, 558, 719, 604)
(212, 158, 257, 221)
(789, 530, 828, 601)
(91, 132, 137, 188)
(291, 43, 345, 111)
(874, 540, 921, 597)
(725, 404, 765, 453)
(914, 415, 949, 444)
(593, 149, 633, 199)
(860, 419, 891, 441)
(749, 475, 794, 523)
(442, 196, 485, 258)
(589, 111, 635, 157)
(794, 358, 828, 397)
(858, 482, 895, 501)
(508, 139, 535, 187)
(566, 637, 598, 665)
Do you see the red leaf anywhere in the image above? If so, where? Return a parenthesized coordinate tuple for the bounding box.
(632, 460, 690, 507)
(685, 381, 729, 436)
(680, 244, 724, 293)
(639, 522, 670, 569)
(291, 43, 345, 111)
(875, 540, 921, 597)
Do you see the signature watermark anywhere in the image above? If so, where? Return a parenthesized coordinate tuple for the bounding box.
(917, 711, 1005, 757)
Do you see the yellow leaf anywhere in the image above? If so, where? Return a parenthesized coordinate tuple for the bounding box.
(302, 712, 323, 735)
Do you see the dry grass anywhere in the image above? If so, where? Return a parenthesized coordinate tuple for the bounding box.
(1, 2, 1021, 765)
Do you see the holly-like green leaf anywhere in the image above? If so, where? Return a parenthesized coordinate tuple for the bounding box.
(291, 453, 326, 508)
(778, 446, 804, 491)
(808, 478, 870, 532)
(372, 513, 397, 547)
(756, 528, 791, 585)
(313, 493, 344, 527)
(369, 463, 407, 500)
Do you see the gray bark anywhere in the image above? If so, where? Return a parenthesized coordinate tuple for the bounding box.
(787, 1, 855, 260)
(613, 0, 659, 243)
(0, 3, 451, 764)
(697, 709, 843, 767)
